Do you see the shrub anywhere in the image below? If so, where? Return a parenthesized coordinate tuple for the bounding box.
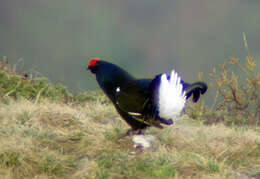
(0, 56, 110, 105)
(187, 34, 259, 126)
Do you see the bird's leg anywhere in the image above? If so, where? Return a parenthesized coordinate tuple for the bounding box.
(118, 128, 134, 138)
(118, 128, 144, 139)
(136, 129, 144, 135)
(157, 118, 173, 125)
(125, 129, 133, 136)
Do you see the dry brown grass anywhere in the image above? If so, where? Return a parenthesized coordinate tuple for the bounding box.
(0, 99, 259, 179)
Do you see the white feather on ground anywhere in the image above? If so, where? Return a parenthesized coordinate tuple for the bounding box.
(158, 70, 186, 120)
(132, 135, 155, 149)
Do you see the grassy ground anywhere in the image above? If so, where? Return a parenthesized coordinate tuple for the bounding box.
(0, 99, 259, 179)
(0, 51, 259, 178)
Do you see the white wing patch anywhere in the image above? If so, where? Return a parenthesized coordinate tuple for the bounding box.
(158, 70, 186, 120)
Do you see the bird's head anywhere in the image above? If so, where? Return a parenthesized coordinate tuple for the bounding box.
(88, 57, 100, 73)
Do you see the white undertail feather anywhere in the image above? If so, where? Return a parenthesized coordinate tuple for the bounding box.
(158, 70, 186, 120)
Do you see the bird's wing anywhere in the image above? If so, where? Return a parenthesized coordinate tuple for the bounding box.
(114, 91, 153, 126)
(114, 82, 149, 114)
(114, 84, 164, 127)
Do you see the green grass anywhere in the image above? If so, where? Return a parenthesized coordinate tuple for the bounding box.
(0, 57, 110, 105)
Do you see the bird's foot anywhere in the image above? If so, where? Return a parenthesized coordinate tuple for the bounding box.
(136, 129, 144, 135)
(158, 118, 173, 125)
(118, 129, 143, 139)
(118, 129, 133, 139)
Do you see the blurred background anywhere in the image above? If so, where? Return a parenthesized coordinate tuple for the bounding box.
(0, 0, 259, 102)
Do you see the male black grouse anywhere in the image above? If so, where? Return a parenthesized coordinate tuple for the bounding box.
(88, 58, 207, 133)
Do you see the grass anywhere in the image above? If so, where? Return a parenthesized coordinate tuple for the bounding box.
(0, 56, 110, 105)
(0, 99, 259, 178)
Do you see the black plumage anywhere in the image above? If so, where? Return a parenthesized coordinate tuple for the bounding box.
(88, 58, 207, 133)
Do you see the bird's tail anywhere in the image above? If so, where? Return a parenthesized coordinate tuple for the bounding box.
(150, 70, 186, 121)
(181, 81, 207, 102)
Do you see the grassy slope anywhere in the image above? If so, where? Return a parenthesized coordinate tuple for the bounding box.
(0, 99, 259, 179)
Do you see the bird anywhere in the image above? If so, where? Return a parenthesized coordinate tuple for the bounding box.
(88, 58, 207, 135)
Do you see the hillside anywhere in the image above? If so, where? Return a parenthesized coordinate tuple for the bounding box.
(0, 52, 259, 178)
(0, 99, 259, 179)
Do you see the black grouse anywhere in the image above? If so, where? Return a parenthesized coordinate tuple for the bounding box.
(88, 58, 207, 134)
